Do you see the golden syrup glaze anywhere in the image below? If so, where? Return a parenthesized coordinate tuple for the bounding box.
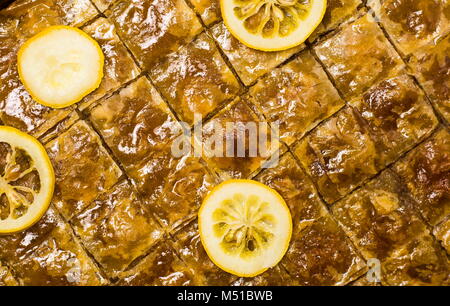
(393, 129, 450, 226)
(309, 0, 362, 41)
(281, 215, 366, 286)
(410, 35, 450, 122)
(349, 74, 438, 164)
(90, 77, 216, 231)
(117, 241, 196, 286)
(381, 233, 450, 286)
(171, 220, 237, 286)
(255, 153, 328, 228)
(0, 0, 97, 137)
(368, 0, 450, 55)
(189, 0, 221, 26)
(0, 262, 18, 285)
(211, 22, 304, 86)
(249, 49, 344, 146)
(433, 216, 450, 256)
(150, 33, 241, 125)
(295, 107, 380, 203)
(197, 97, 281, 180)
(45, 121, 122, 220)
(332, 169, 427, 260)
(314, 13, 405, 99)
(106, 0, 202, 71)
(71, 179, 163, 278)
(8, 221, 107, 286)
(79, 17, 140, 110)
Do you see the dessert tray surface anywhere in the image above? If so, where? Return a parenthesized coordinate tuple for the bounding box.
(0, 0, 449, 286)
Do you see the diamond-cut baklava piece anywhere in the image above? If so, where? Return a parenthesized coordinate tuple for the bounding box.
(2, 0, 98, 37)
(231, 265, 294, 286)
(188, 0, 220, 26)
(71, 180, 164, 277)
(310, 0, 362, 41)
(197, 97, 281, 180)
(0, 263, 18, 286)
(382, 234, 450, 286)
(410, 35, 450, 122)
(249, 50, 344, 146)
(349, 74, 438, 164)
(282, 215, 366, 286)
(294, 107, 380, 203)
(79, 17, 140, 110)
(393, 129, 450, 225)
(433, 217, 450, 256)
(367, 0, 450, 55)
(45, 121, 122, 220)
(90, 77, 216, 230)
(118, 242, 195, 286)
(106, 0, 202, 71)
(9, 222, 107, 286)
(150, 33, 241, 125)
(332, 170, 427, 260)
(255, 153, 327, 228)
(0, 206, 60, 264)
(172, 221, 236, 286)
(314, 13, 405, 99)
(211, 22, 304, 86)
(89, 77, 181, 173)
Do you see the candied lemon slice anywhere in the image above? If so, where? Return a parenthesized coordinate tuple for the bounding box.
(17, 26, 104, 108)
(221, 0, 327, 51)
(199, 179, 292, 277)
(0, 126, 55, 234)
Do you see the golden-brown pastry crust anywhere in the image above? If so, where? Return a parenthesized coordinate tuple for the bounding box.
(172, 221, 236, 286)
(314, 14, 405, 99)
(45, 121, 122, 220)
(211, 22, 304, 86)
(197, 97, 281, 180)
(249, 50, 344, 146)
(332, 169, 427, 260)
(188, 0, 220, 26)
(282, 215, 366, 286)
(410, 35, 450, 123)
(381, 234, 450, 286)
(71, 180, 163, 277)
(89, 77, 216, 231)
(80, 17, 140, 110)
(295, 107, 380, 203)
(0, 262, 18, 286)
(8, 222, 107, 286)
(367, 0, 450, 55)
(117, 242, 195, 286)
(106, 0, 202, 71)
(150, 33, 241, 125)
(393, 129, 450, 226)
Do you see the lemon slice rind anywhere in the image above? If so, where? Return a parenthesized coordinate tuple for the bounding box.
(0, 126, 55, 234)
(17, 25, 104, 109)
(221, 0, 327, 51)
(199, 179, 292, 277)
